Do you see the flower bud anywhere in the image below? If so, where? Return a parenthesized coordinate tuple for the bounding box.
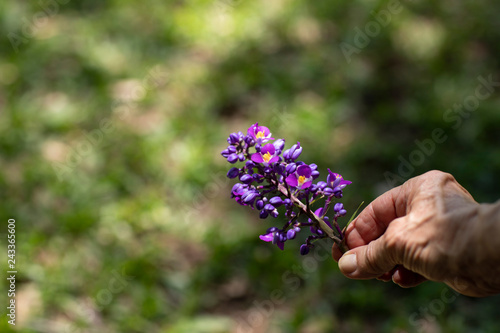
(273, 163, 285, 175)
(286, 163, 297, 174)
(283, 149, 291, 160)
(291, 146, 302, 160)
(273, 139, 285, 152)
(316, 181, 327, 190)
(227, 167, 240, 179)
(270, 209, 279, 218)
(284, 198, 292, 208)
(228, 133, 240, 144)
(221, 149, 230, 157)
(256, 199, 264, 210)
(242, 191, 258, 203)
(227, 145, 237, 153)
(323, 187, 334, 196)
(311, 170, 320, 179)
(239, 174, 253, 184)
(269, 196, 283, 207)
(273, 232, 280, 244)
(231, 183, 246, 195)
(338, 209, 347, 216)
(300, 244, 310, 255)
(333, 203, 344, 212)
(227, 153, 239, 164)
(264, 204, 275, 212)
(266, 227, 279, 233)
(244, 136, 255, 146)
(286, 229, 296, 240)
(259, 210, 269, 219)
(238, 153, 245, 161)
(333, 186, 343, 197)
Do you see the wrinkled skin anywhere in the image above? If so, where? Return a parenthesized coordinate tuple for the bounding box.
(332, 170, 500, 297)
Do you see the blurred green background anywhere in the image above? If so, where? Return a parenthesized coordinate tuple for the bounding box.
(1, 0, 500, 332)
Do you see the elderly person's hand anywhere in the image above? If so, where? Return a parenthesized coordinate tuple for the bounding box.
(333, 170, 500, 297)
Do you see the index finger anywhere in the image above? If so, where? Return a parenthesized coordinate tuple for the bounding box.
(332, 184, 407, 261)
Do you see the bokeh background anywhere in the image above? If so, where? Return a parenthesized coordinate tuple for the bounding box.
(1, 0, 500, 332)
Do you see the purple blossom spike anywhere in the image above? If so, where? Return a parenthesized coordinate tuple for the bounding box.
(222, 122, 355, 256)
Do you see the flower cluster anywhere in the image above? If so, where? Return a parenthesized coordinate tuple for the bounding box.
(221, 123, 352, 255)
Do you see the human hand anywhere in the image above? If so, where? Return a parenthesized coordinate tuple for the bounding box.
(332, 170, 500, 297)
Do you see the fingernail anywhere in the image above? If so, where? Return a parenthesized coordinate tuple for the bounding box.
(339, 253, 357, 275)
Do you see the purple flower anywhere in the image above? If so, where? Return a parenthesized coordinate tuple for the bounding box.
(251, 143, 279, 165)
(285, 164, 313, 189)
(327, 169, 352, 188)
(248, 123, 274, 143)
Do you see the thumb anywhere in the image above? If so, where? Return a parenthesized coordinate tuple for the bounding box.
(338, 236, 398, 279)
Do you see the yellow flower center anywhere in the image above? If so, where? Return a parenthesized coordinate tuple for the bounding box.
(256, 131, 265, 139)
(298, 175, 306, 185)
(263, 152, 272, 163)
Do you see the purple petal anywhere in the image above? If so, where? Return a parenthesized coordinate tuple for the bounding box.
(258, 125, 271, 137)
(314, 208, 324, 216)
(248, 123, 258, 137)
(276, 241, 285, 250)
(251, 153, 264, 163)
(261, 143, 276, 155)
(285, 174, 298, 187)
(259, 233, 274, 242)
(269, 156, 279, 164)
(340, 179, 352, 186)
(296, 165, 312, 178)
(300, 180, 312, 189)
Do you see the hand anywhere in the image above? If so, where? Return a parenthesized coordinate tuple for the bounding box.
(332, 170, 500, 297)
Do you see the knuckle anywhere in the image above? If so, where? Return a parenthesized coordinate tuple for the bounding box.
(422, 170, 456, 183)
